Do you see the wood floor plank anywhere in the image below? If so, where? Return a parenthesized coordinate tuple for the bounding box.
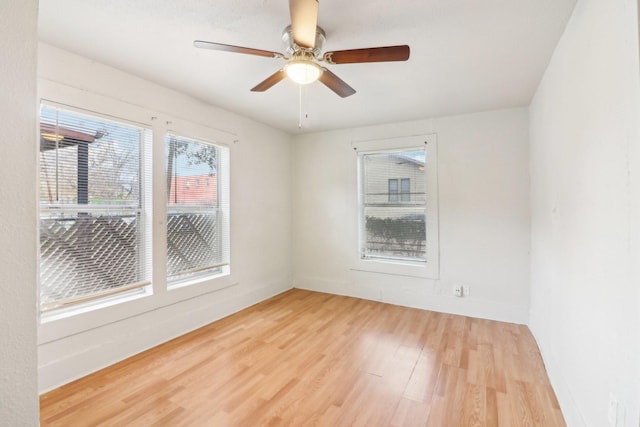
(403, 349, 440, 403)
(389, 397, 431, 427)
(461, 383, 486, 426)
(40, 289, 566, 426)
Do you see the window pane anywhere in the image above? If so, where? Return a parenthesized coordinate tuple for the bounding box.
(166, 134, 229, 283)
(388, 179, 398, 202)
(40, 211, 144, 308)
(401, 178, 411, 202)
(360, 148, 426, 262)
(40, 107, 140, 207)
(39, 105, 150, 312)
(364, 207, 426, 261)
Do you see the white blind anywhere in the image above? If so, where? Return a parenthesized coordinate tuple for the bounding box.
(360, 148, 427, 262)
(39, 104, 152, 312)
(166, 133, 230, 282)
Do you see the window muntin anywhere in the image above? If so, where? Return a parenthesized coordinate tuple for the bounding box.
(360, 148, 427, 263)
(166, 134, 230, 284)
(39, 104, 152, 313)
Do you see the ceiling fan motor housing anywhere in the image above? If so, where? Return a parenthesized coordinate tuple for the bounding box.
(282, 25, 326, 58)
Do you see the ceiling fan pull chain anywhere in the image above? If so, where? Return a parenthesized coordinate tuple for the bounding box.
(298, 84, 303, 129)
(304, 84, 310, 121)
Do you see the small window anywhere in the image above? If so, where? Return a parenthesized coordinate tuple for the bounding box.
(401, 178, 411, 202)
(388, 179, 399, 202)
(166, 134, 230, 285)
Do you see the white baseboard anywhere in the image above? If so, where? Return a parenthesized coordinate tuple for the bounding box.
(294, 275, 528, 324)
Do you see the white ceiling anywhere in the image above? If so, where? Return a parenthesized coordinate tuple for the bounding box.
(38, 0, 577, 134)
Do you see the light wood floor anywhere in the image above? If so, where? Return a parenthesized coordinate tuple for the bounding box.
(40, 289, 565, 426)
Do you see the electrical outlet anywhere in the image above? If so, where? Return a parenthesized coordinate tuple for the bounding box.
(608, 393, 618, 426)
(462, 286, 470, 297)
(453, 285, 463, 297)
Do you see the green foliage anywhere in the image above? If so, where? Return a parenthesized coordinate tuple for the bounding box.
(365, 216, 426, 256)
(166, 136, 217, 197)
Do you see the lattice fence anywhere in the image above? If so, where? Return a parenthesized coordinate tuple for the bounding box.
(40, 211, 219, 309)
(40, 214, 140, 307)
(167, 211, 219, 278)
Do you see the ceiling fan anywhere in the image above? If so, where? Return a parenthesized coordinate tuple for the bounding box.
(193, 0, 410, 98)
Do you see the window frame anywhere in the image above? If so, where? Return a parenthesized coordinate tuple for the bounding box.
(38, 101, 154, 316)
(164, 131, 231, 288)
(352, 134, 439, 279)
(37, 81, 238, 341)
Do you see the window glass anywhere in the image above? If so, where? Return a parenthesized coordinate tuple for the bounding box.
(388, 179, 399, 202)
(401, 178, 411, 202)
(39, 104, 151, 312)
(360, 148, 426, 263)
(166, 134, 230, 284)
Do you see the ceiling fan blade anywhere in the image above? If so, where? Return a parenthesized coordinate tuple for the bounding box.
(318, 68, 356, 98)
(250, 70, 288, 92)
(289, 0, 318, 48)
(323, 45, 410, 64)
(194, 40, 283, 58)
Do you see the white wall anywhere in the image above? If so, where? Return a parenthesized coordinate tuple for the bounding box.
(37, 44, 293, 392)
(0, 0, 39, 424)
(291, 108, 530, 324)
(529, 0, 640, 425)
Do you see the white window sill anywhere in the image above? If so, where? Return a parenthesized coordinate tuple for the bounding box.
(40, 286, 152, 325)
(351, 258, 439, 279)
(167, 266, 230, 291)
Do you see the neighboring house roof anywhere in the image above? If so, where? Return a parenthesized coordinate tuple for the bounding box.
(168, 174, 217, 206)
(40, 122, 102, 152)
(385, 153, 425, 168)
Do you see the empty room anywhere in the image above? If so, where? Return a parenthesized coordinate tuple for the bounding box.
(1, 0, 639, 426)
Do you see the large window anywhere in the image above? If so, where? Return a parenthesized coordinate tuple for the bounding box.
(355, 134, 439, 276)
(166, 134, 230, 284)
(39, 104, 152, 312)
(38, 103, 233, 316)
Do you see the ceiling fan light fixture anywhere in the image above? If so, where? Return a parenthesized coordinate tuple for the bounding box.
(285, 60, 322, 85)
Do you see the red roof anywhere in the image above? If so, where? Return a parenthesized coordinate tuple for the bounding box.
(168, 174, 217, 206)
